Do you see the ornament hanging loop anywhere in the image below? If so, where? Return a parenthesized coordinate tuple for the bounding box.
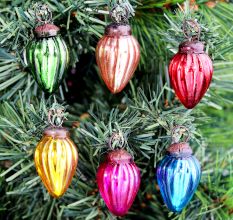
(108, 132, 126, 150)
(171, 125, 190, 144)
(110, 2, 129, 24)
(34, 3, 53, 25)
(48, 104, 67, 128)
(182, 19, 201, 41)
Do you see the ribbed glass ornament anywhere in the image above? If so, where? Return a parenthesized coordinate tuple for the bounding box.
(25, 32, 69, 93)
(34, 127, 78, 198)
(96, 149, 141, 216)
(96, 24, 140, 94)
(169, 41, 213, 109)
(156, 153, 201, 212)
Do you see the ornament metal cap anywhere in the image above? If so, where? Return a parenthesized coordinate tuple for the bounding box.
(167, 142, 193, 157)
(34, 24, 60, 38)
(105, 23, 131, 37)
(107, 149, 132, 164)
(44, 127, 69, 138)
(179, 41, 205, 54)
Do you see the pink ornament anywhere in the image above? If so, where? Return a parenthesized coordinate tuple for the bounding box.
(96, 149, 140, 216)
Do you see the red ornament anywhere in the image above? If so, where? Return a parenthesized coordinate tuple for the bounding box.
(169, 41, 213, 109)
(96, 24, 140, 94)
(96, 149, 141, 216)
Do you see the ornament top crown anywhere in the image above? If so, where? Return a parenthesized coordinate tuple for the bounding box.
(167, 125, 193, 157)
(179, 19, 206, 54)
(34, 24, 60, 38)
(105, 23, 131, 36)
(107, 149, 132, 164)
(44, 127, 69, 138)
(179, 41, 205, 54)
(167, 142, 193, 157)
(33, 3, 59, 38)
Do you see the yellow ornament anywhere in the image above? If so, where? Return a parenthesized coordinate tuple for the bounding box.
(34, 127, 78, 198)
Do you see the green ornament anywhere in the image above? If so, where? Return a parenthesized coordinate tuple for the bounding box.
(24, 24, 69, 93)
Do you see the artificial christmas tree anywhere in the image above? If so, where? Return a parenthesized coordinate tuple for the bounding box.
(0, 1, 233, 220)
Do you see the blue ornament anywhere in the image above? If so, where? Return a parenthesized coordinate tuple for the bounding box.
(156, 142, 201, 213)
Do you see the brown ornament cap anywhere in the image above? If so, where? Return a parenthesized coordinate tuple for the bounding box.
(105, 23, 131, 37)
(179, 41, 205, 54)
(34, 24, 60, 38)
(44, 127, 69, 138)
(167, 142, 193, 157)
(107, 149, 132, 164)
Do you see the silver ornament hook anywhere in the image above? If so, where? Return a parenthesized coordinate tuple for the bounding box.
(110, 2, 129, 24)
(48, 104, 67, 128)
(171, 125, 190, 143)
(108, 132, 126, 150)
(182, 19, 201, 41)
(34, 3, 53, 25)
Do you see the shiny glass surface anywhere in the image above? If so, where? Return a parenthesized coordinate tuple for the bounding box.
(156, 154, 201, 212)
(97, 158, 140, 216)
(25, 36, 69, 93)
(34, 134, 78, 198)
(96, 34, 140, 94)
(169, 53, 213, 109)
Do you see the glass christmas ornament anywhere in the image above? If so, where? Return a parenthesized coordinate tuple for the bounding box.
(95, 5, 140, 94)
(96, 149, 141, 216)
(24, 6, 69, 93)
(156, 129, 201, 213)
(169, 20, 213, 109)
(169, 41, 213, 109)
(34, 127, 78, 198)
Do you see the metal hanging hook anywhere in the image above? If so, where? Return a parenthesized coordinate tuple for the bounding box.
(182, 19, 201, 41)
(34, 3, 53, 24)
(108, 132, 126, 150)
(171, 125, 191, 143)
(48, 105, 67, 127)
(110, 2, 129, 24)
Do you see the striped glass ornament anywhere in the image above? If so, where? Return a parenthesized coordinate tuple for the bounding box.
(96, 24, 140, 94)
(96, 149, 141, 216)
(169, 41, 213, 109)
(25, 24, 69, 93)
(156, 142, 201, 212)
(34, 127, 78, 198)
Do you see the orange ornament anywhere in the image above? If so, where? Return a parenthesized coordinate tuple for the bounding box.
(96, 23, 140, 94)
(34, 127, 78, 198)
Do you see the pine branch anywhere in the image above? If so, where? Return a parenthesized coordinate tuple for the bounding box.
(0, 86, 232, 219)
